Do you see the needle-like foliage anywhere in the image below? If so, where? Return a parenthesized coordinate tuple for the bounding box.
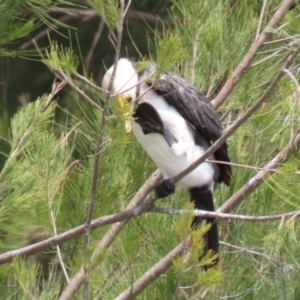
(0, 0, 300, 299)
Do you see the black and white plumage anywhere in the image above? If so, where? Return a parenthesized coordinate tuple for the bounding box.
(102, 58, 231, 266)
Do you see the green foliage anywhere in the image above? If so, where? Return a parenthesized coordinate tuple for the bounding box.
(88, 0, 120, 31)
(1, 0, 300, 299)
(0, 18, 35, 49)
(0, 0, 79, 57)
(155, 32, 186, 70)
(43, 40, 79, 75)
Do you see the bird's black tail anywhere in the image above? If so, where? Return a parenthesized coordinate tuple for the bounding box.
(189, 186, 219, 267)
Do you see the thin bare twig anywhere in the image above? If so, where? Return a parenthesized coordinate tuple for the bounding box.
(82, 2, 127, 298)
(115, 243, 186, 300)
(40, 79, 67, 113)
(220, 241, 280, 264)
(50, 122, 81, 284)
(54, 70, 103, 111)
(206, 159, 278, 173)
(213, 0, 295, 109)
(171, 44, 300, 187)
(74, 72, 107, 93)
(219, 128, 300, 213)
(48, 197, 70, 283)
(60, 0, 130, 299)
(191, 31, 199, 84)
(123, 0, 132, 18)
(20, 8, 164, 51)
(38, 8, 163, 25)
(19, 15, 75, 50)
(152, 207, 300, 222)
(264, 35, 300, 45)
(5, 79, 66, 164)
(256, 0, 267, 38)
(91, 171, 161, 260)
(283, 68, 300, 92)
(58, 170, 161, 300)
(85, 19, 105, 72)
(251, 39, 299, 68)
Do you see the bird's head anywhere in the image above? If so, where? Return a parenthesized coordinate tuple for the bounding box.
(102, 58, 139, 132)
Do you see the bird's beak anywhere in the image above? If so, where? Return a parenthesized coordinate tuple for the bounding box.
(117, 95, 132, 133)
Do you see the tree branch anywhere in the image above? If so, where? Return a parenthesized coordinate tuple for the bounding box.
(0, 203, 145, 265)
(115, 243, 186, 300)
(20, 8, 166, 51)
(82, 2, 127, 297)
(219, 128, 300, 213)
(2, 190, 300, 268)
(112, 40, 300, 299)
(84, 19, 105, 73)
(213, 0, 295, 109)
(152, 207, 300, 222)
(57, 168, 161, 299)
(53, 70, 103, 111)
(220, 241, 279, 263)
(170, 43, 300, 187)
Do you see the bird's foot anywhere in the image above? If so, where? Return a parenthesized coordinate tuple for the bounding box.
(155, 179, 175, 199)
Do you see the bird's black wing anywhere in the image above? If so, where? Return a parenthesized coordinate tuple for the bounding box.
(147, 73, 231, 185)
(133, 102, 177, 148)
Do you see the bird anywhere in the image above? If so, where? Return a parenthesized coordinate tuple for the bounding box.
(102, 58, 231, 267)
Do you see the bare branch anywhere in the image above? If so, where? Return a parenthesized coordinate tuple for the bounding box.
(19, 15, 75, 50)
(251, 39, 299, 68)
(206, 159, 278, 173)
(48, 197, 70, 283)
(5, 79, 67, 165)
(92, 170, 161, 259)
(213, 0, 295, 109)
(20, 8, 165, 50)
(58, 170, 161, 300)
(283, 68, 300, 92)
(85, 20, 105, 72)
(171, 44, 300, 187)
(0, 204, 144, 266)
(123, 0, 133, 18)
(220, 241, 281, 264)
(191, 31, 199, 84)
(74, 72, 107, 93)
(54, 70, 103, 111)
(115, 243, 186, 300)
(219, 129, 300, 213)
(256, 0, 267, 38)
(82, 2, 128, 297)
(0, 171, 160, 296)
(40, 79, 67, 113)
(3, 133, 300, 270)
(152, 207, 300, 222)
(44, 8, 163, 25)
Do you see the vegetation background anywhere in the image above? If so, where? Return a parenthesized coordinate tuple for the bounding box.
(0, 0, 300, 299)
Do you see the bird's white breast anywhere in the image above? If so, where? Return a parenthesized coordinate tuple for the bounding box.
(132, 87, 215, 190)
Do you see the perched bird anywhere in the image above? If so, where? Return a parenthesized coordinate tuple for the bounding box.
(102, 58, 231, 266)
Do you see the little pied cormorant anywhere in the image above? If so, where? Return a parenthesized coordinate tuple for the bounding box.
(102, 58, 231, 266)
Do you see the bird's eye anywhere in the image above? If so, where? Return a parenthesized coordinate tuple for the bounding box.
(127, 97, 132, 102)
